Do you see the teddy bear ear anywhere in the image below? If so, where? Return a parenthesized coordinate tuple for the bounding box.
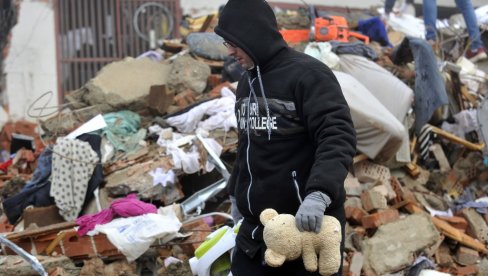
(260, 208, 278, 225)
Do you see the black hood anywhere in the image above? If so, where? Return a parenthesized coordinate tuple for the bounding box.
(215, 0, 288, 67)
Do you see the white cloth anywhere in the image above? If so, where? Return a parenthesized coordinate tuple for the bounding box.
(167, 87, 237, 133)
(50, 138, 98, 221)
(304, 42, 340, 70)
(149, 168, 175, 187)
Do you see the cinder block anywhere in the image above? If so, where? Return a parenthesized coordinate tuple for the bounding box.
(361, 209, 400, 229)
(344, 174, 362, 196)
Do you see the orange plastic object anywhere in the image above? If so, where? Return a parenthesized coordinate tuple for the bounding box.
(279, 15, 370, 44)
(280, 29, 311, 44)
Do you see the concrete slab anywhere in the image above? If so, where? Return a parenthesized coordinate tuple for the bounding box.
(362, 213, 440, 275)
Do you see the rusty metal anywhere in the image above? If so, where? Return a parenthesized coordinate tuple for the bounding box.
(54, 0, 181, 101)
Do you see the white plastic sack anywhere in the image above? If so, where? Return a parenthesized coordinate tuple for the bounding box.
(334, 71, 405, 162)
(338, 54, 414, 122)
(304, 42, 340, 70)
(94, 213, 182, 262)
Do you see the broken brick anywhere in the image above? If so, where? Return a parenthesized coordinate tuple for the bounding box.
(361, 209, 400, 229)
(456, 246, 479, 266)
(345, 206, 367, 225)
(360, 190, 387, 212)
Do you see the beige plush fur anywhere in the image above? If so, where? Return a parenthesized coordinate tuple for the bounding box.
(259, 208, 342, 276)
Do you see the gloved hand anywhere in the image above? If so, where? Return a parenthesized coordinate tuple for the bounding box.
(295, 191, 331, 233)
(230, 195, 243, 223)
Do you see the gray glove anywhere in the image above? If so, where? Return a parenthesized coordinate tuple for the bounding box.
(295, 191, 331, 233)
(230, 195, 243, 223)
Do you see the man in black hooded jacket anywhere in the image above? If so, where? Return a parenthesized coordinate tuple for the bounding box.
(215, 0, 356, 275)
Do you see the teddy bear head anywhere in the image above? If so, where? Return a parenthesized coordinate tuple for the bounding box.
(260, 208, 302, 260)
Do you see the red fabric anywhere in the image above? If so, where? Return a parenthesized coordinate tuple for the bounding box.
(0, 159, 12, 173)
(76, 193, 157, 236)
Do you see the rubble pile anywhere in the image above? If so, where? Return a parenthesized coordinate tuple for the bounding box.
(0, 2, 488, 276)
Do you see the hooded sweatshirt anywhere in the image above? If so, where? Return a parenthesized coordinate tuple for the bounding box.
(215, 0, 356, 258)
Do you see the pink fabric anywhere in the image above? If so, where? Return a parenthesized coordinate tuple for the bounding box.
(76, 194, 157, 236)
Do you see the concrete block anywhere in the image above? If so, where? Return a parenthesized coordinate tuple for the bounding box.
(361, 209, 400, 229)
(345, 173, 363, 196)
(362, 214, 441, 275)
(167, 55, 211, 94)
(462, 208, 488, 243)
(360, 190, 387, 212)
(354, 161, 396, 200)
(85, 57, 171, 111)
(345, 197, 363, 209)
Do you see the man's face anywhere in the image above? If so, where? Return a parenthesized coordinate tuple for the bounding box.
(223, 41, 255, 70)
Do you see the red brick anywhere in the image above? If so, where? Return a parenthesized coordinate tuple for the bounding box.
(361, 209, 400, 229)
(345, 206, 367, 225)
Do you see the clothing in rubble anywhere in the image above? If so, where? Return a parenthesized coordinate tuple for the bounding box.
(215, 0, 356, 274)
(392, 37, 449, 134)
(2, 134, 104, 224)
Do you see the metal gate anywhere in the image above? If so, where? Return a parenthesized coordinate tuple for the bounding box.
(54, 0, 181, 102)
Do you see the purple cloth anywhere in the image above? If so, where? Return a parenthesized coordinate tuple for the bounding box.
(76, 194, 157, 236)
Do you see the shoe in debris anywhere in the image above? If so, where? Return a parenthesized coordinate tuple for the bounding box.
(465, 47, 487, 63)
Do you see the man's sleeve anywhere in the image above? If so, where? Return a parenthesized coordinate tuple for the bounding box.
(295, 67, 356, 208)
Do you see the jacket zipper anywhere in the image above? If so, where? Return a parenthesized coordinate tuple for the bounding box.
(292, 171, 303, 204)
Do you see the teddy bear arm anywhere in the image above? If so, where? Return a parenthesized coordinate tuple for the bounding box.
(265, 249, 286, 267)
